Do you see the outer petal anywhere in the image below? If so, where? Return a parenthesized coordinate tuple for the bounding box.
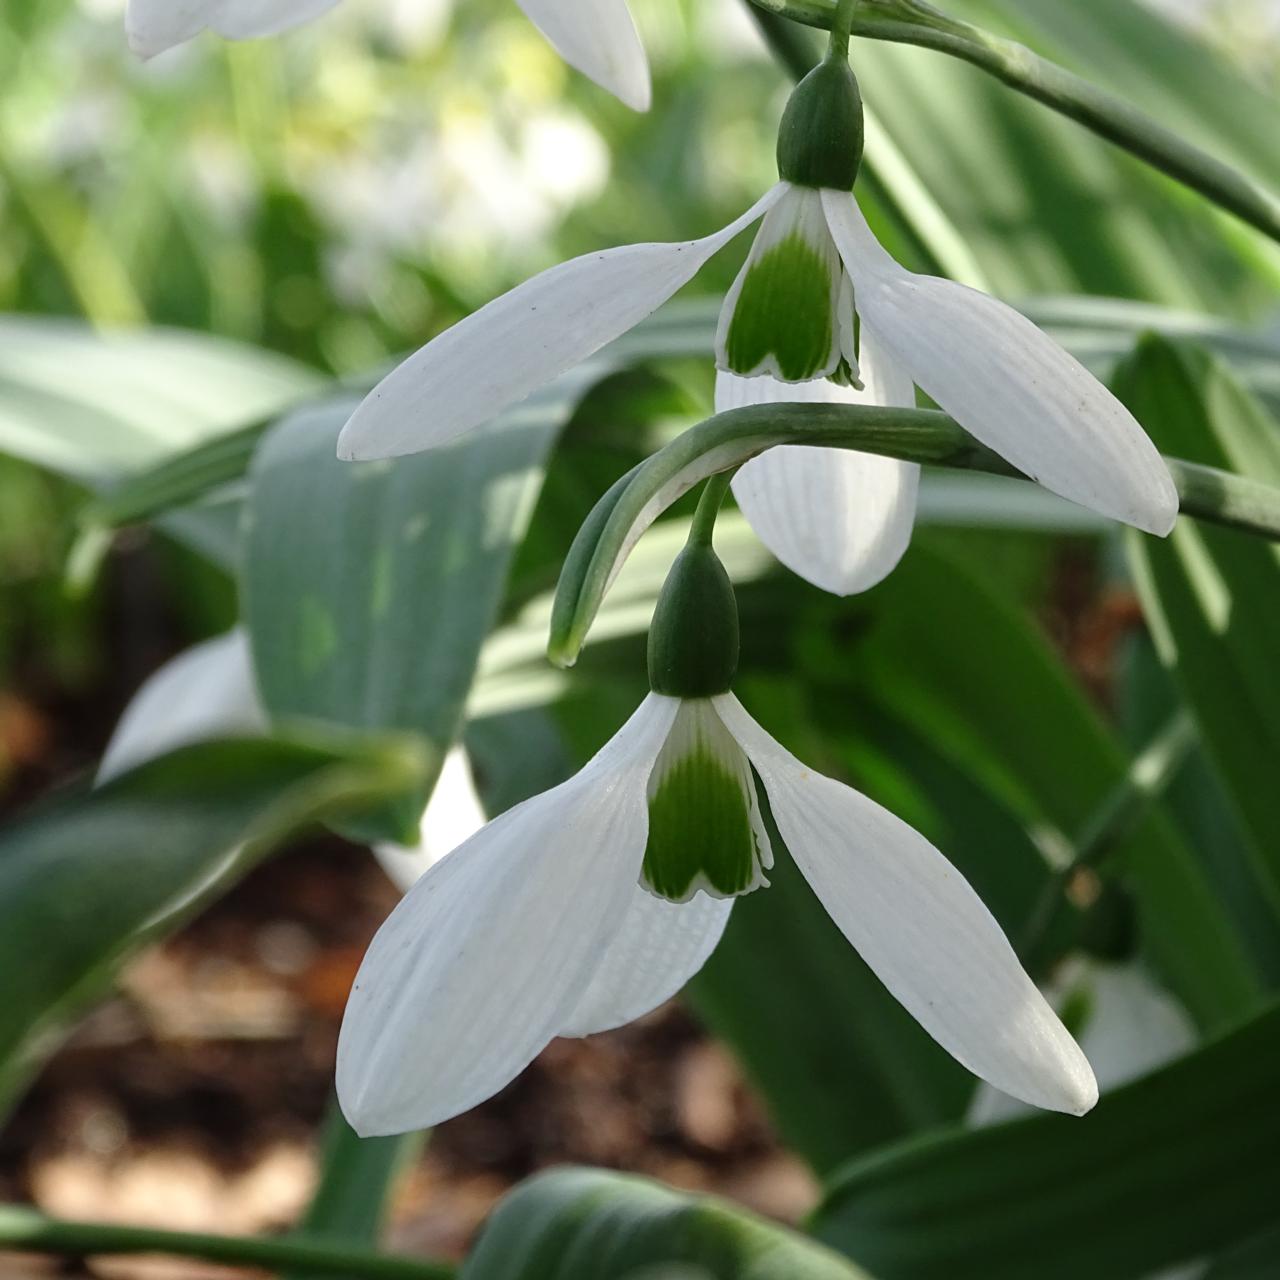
(337, 186, 784, 461)
(336, 695, 678, 1136)
(713, 693, 1098, 1116)
(126, 0, 340, 58)
(372, 747, 487, 892)
(516, 0, 650, 111)
(559, 889, 732, 1037)
(98, 630, 265, 783)
(821, 190, 1178, 536)
(719, 330, 920, 595)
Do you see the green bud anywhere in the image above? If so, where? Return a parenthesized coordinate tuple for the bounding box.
(647, 542, 739, 698)
(776, 54, 864, 191)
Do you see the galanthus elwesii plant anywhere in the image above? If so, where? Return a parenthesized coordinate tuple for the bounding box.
(336, 477, 1098, 1136)
(124, 0, 652, 110)
(336, 45, 1179, 557)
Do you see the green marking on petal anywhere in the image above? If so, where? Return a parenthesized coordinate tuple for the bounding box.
(642, 700, 771, 902)
(724, 234, 837, 381)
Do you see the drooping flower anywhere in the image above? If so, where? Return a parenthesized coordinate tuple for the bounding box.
(336, 533, 1098, 1136)
(337, 57, 1177, 547)
(125, 0, 651, 111)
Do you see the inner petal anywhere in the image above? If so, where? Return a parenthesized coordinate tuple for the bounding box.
(716, 186, 844, 383)
(642, 699, 773, 903)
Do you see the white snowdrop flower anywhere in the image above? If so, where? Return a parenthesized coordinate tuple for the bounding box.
(337, 537, 1098, 1136)
(338, 56, 1177, 548)
(124, 0, 651, 111)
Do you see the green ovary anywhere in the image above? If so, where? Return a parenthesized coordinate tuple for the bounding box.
(643, 747, 764, 902)
(725, 235, 836, 381)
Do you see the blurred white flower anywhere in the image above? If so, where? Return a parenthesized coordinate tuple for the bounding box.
(124, 0, 651, 109)
(97, 630, 484, 890)
(968, 960, 1196, 1126)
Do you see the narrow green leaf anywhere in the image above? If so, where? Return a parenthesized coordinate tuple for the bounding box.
(813, 1002, 1280, 1280)
(1117, 336, 1280, 916)
(462, 1167, 871, 1280)
(287, 1103, 423, 1280)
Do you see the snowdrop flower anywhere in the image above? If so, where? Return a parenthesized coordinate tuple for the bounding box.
(125, 0, 651, 111)
(339, 55, 1177, 545)
(337, 530, 1097, 1136)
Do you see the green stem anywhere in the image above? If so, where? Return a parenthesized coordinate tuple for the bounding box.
(828, 0, 858, 58)
(1019, 710, 1198, 962)
(0, 1205, 454, 1280)
(689, 471, 735, 547)
(746, 0, 1280, 243)
(547, 403, 1280, 668)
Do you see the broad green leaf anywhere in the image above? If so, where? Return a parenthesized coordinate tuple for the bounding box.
(814, 1002, 1280, 1280)
(850, 543, 1261, 1031)
(462, 1167, 870, 1280)
(0, 317, 319, 480)
(242, 388, 578, 840)
(0, 733, 422, 1117)
(1117, 337, 1280, 917)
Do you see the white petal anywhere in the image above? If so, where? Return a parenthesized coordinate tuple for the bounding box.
(713, 693, 1098, 1116)
(336, 694, 678, 1135)
(559, 890, 732, 1037)
(372, 747, 487, 892)
(720, 331, 920, 595)
(821, 190, 1178, 536)
(98, 630, 265, 783)
(337, 186, 784, 462)
(516, 0, 650, 111)
(126, 0, 339, 58)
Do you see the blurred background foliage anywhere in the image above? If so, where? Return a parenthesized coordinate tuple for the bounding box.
(0, 0, 1278, 1275)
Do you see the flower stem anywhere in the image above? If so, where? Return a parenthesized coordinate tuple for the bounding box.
(689, 470, 736, 547)
(746, 0, 1280, 243)
(0, 1205, 455, 1280)
(547, 404, 1280, 668)
(827, 0, 858, 59)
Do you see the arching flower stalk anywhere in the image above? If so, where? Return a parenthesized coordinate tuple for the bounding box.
(125, 0, 651, 111)
(336, 494, 1098, 1136)
(337, 55, 1178, 586)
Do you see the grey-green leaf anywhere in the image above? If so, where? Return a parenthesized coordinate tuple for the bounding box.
(813, 1002, 1280, 1280)
(462, 1167, 871, 1280)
